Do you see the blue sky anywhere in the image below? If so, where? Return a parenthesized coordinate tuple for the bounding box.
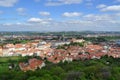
(0, 0, 120, 31)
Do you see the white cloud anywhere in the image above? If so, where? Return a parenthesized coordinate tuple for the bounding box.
(28, 18, 43, 23)
(1, 15, 120, 31)
(16, 8, 26, 13)
(2, 23, 13, 26)
(1, 19, 120, 31)
(83, 14, 115, 21)
(62, 12, 82, 17)
(28, 17, 52, 24)
(100, 5, 120, 12)
(96, 4, 107, 8)
(61, 0, 82, 4)
(116, 13, 120, 16)
(0, 11, 3, 14)
(116, 0, 120, 2)
(85, 0, 93, 7)
(34, 0, 40, 2)
(46, 0, 82, 6)
(0, 0, 18, 7)
(85, 3, 93, 6)
(39, 11, 50, 16)
(26, 14, 120, 31)
(16, 8, 26, 15)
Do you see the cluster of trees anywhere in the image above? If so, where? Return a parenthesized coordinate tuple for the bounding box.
(5, 39, 31, 44)
(84, 37, 108, 43)
(0, 55, 120, 80)
(84, 36, 120, 43)
(0, 39, 31, 47)
(57, 42, 84, 49)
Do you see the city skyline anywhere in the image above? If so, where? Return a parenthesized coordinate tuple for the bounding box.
(0, 0, 120, 31)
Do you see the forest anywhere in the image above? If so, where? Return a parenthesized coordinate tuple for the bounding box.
(0, 55, 120, 80)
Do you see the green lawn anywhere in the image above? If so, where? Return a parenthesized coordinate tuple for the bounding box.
(0, 56, 21, 63)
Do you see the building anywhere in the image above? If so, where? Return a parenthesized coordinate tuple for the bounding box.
(71, 38, 85, 43)
(19, 58, 45, 72)
(0, 46, 3, 56)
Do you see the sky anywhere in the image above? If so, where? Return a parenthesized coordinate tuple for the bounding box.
(0, 0, 120, 31)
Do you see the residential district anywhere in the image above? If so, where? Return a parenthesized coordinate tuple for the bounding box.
(0, 38, 120, 72)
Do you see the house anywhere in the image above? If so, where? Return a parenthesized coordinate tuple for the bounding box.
(62, 56, 73, 63)
(67, 46, 82, 57)
(19, 58, 45, 72)
(15, 44, 26, 51)
(0, 46, 3, 56)
(19, 63, 30, 72)
(2, 48, 10, 56)
(71, 38, 85, 43)
(4, 44, 14, 48)
(38, 43, 51, 50)
(86, 44, 103, 51)
(51, 41, 70, 48)
(20, 50, 28, 57)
